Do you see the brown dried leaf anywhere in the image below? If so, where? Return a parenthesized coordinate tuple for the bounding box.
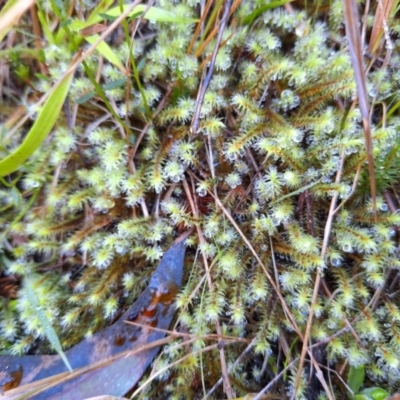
(0, 232, 191, 399)
(79, 23, 108, 37)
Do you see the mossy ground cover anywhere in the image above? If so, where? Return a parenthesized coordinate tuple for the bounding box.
(1, 0, 400, 399)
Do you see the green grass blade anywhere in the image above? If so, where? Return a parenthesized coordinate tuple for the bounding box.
(241, 0, 293, 25)
(87, 0, 115, 25)
(70, 4, 197, 32)
(0, 0, 19, 15)
(85, 34, 127, 74)
(270, 180, 321, 205)
(37, 4, 56, 45)
(387, 98, 400, 120)
(24, 276, 72, 372)
(110, 4, 198, 23)
(55, 0, 114, 45)
(76, 77, 127, 104)
(0, 74, 73, 177)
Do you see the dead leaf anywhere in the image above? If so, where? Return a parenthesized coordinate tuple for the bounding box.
(79, 24, 108, 37)
(0, 231, 191, 399)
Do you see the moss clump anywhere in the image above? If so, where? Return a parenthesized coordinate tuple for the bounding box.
(1, 0, 400, 398)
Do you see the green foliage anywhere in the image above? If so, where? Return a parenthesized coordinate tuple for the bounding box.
(348, 365, 365, 396)
(2, 0, 400, 398)
(349, 365, 389, 400)
(0, 74, 73, 176)
(23, 275, 72, 371)
(355, 387, 389, 400)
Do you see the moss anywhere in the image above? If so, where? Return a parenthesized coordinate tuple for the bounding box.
(2, 0, 400, 397)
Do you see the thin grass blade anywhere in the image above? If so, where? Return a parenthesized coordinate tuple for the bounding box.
(241, 0, 293, 25)
(76, 78, 127, 104)
(87, 0, 115, 25)
(0, 74, 73, 177)
(70, 4, 197, 32)
(369, 0, 397, 55)
(24, 276, 72, 372)
(37, 5, 56, 45)
(84, 34, 128, 74)
(107, 4, 198, 23)
(343, 0, 377, 216)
